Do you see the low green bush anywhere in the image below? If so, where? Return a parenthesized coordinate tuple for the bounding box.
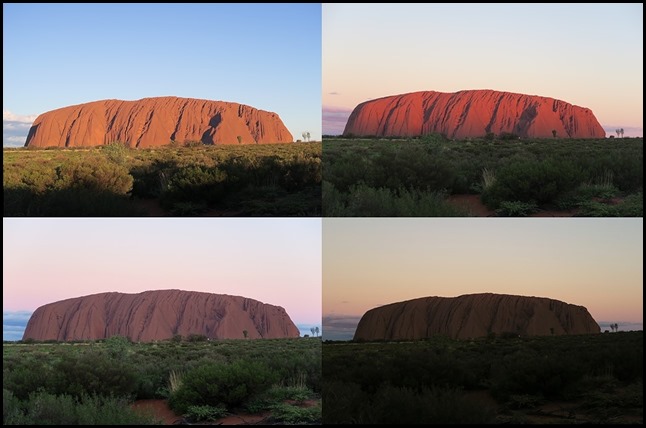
(185, 404, 227, 422)
(269, 402, 321, 425)
(482, 158, 584, 208)
(323, 183, 467, 216)
(168, 360, 278, 414)
(496, 200, 538, 217)
(2, 391, 158, 425)
(52, 350, 138, 398)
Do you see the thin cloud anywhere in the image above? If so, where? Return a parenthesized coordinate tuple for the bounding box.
(3, 131, 28, 147)
(3, 110, 36, 147)
(3, 311, 32, 341)
(322, 105, 353, 136)
(3, 310, 33, 324)
(322, 314, 362, 340)
(3, 122, 33, 131)
(3, 110, 38, 123)
(328, 92, 340, 95)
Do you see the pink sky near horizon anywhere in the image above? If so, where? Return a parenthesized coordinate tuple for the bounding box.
(323, 218, 643, 324)
(3, 218, 322, 325)
(323, 4, 643, 136)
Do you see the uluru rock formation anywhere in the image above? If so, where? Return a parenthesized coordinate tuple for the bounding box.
(24, 96, 293, 148)
(23, 290, 300, 341)
(343, 90, 605, 139)
(353, 293, 600, 341)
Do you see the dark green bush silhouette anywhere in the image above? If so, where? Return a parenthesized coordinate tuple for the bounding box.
(169, 360, 278, 414)
(2, 391, 158, 425)
(482, 159, 584, 208)
(52, 351, 137, 398)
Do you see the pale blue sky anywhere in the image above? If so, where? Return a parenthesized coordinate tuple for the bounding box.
(323, 4, 643, 136)
(3, 218, 322, 327)
(3, 3, 322, 146)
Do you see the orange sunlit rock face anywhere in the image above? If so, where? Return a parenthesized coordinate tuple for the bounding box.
(25, 96, 293, 148)
(23, 290, 301, 341)
(344, 90, 605, 139)
(353, 293, 601, 341)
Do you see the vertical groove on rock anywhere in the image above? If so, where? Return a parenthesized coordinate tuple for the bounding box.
(25, 96, 293, 148)
(354, 293, 600, 341)
(343, 90, 605, 139)
(23, 290, 300, 341)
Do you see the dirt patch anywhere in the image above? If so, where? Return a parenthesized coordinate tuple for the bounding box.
(132, 399, 183, 425)
(132, 399, 320, 425)
(446, 194, 495, 216)
(132, 198, 168, 216)
(213, 413, 270, 425)
(447, 194, 580, 217)
(285, 399, 319, 408)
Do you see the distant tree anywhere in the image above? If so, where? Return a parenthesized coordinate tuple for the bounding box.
(306, 131, 311, 142)
(616, 129, 621, 138)
(243, 329, 248, 339)
(237, 136, 242, 144)
(187, 334, 208, 342)
(310, 327, 316, 336)
(315, 326, 320, 337)
(302, 132, 307, 142)
(614, 323, 619, 332)
(552, 130, 557, 138)
(620, 128, 624, 138)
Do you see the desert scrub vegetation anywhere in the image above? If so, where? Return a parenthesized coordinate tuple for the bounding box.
(3, 337, 321, 425)
(3, 142, 321, 216)
(322, 331, 643, 424)
(322, 136, 643, 216)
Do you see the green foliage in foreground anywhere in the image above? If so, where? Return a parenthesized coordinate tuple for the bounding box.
(323, 137, 643, 216)
(3, 390, 160, 425)
(184, 404, 227, 422)
(3, 142, 321, 216)
(322, 182, 468, 216)
(324, 382, 495, 424)
(322, 331, 643, 424)
(269, 402, 322, 424)
(168, 360, 278, 413)
(3, 338, 321, 425)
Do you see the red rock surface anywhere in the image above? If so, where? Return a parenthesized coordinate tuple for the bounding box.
(353, 293, 600, 341)
(343, 90, 605, 139)
(24, 97, 293, 148)
(22, 290, 300, 341)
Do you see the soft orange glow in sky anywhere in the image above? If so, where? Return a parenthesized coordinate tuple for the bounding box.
(323, 219, 643, 323)
(323, 4, 643, 136)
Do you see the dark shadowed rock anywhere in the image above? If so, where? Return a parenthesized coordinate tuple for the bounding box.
(25, 96, 293, 148)
(353, 293, 600, 341)
(343, 90, 605, 139)
(23, 290, 300, 341)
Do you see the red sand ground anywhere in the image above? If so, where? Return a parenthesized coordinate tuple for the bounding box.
(447, 194, 579, 217)
(132, 399, 182, 425)
(132, 399, 320, 425)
